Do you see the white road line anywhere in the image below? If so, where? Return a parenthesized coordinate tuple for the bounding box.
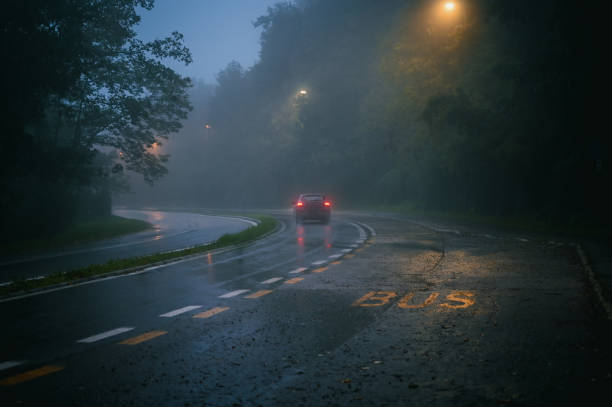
(289, 267, 308, 274)
(350, 244, 359, 248)
(312, 260, 327, 266)
(348, 222, 367, 240)
(159, 305, 202, 317)
(359, 222, 377, 237)
(356, 239, 365, 244)
(0, 281, 13, 287)
(77, 327, 134, 343)
(0, 361, 24, 371)
(143, 264, 165, 271)
(219, 289, 250, 298)
(328, 253, 343, 259)
(261, 277, 283, 284)
(341, 249, 353, 253)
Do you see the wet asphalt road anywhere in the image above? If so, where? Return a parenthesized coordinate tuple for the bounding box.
(0, 209, 253, 283)
(1, 210, 611, 406)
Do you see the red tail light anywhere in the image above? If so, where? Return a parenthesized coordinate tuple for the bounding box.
(324, 201, 331, 207)
(296, 201, 303, 207)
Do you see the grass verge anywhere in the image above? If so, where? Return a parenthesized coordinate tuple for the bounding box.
(1, 215, 277, 297)
(1, 215, 152, 256)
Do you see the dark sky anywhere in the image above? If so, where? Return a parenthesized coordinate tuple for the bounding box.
(136, 0, 281, 84)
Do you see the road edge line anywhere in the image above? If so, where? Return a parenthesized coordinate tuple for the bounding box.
(576, 243, 612, 321)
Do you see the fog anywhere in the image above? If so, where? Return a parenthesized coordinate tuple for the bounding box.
(1, 0, 607, 241)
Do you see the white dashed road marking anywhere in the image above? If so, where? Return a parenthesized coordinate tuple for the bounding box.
(159, 305, 202, 317)
(0, 361, 23, 371)
(289, 267, 308, 274)
(328, 253, 343, 259)
(261, 277, 283, 284)
(219, 289, 250, 298)
(312, 260, 327, 266)
(341, 249, 353, 253)
(77, 327, 134, 343)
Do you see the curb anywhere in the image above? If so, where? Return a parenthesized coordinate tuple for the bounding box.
(576, 243, 612, 321)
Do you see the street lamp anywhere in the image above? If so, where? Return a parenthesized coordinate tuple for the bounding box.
(298, 89, 308, 96)
(444, 2, 456, 12)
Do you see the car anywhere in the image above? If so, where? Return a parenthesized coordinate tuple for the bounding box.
(293, 193, 332, 224)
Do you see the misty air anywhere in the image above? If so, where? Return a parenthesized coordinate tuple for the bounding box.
(0, 1, 608, 405)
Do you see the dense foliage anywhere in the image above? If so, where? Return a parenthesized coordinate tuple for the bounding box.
(0, 0, 191, 240)
(196, 0, 605, 224)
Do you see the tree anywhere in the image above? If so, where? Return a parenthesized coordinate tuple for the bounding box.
(0, 0, 192, 239)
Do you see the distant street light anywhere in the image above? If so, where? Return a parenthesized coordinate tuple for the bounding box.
(428, 1, 462, 31)
(298, 89, 308, 96)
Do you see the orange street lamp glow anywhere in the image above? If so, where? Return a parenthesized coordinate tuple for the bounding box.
(444, 2, 456, 11)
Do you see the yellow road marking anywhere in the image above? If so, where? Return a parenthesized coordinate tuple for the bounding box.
(440, 291, 475, 309)
(398, 293, 439, 309)
(312, 267, 328, 273)
(345, 254, 355, 259)
(245, 289, 273, 298)
(193, 306, 230, 319)
(352, 291, 397, 307)
(0, 365, 64, 386)
(330, 261, 341, 265)
(355, 248, 364, 252)
(284, 277, 304, 284)
(119, 330, 167, 345)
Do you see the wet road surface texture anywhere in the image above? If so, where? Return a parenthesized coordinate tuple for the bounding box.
(0, 209, 253, 283)
(1, 211, 611, 406)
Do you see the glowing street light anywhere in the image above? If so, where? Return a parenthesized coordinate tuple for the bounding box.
(444, 2, 456, 12)
(298, 89, 308, 96)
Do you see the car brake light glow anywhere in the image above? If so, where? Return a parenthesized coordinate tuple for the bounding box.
(324, 201, 331, 207)
(296, 201, 303, 207)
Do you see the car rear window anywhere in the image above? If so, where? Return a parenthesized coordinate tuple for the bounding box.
(302, 195, 324, 201)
